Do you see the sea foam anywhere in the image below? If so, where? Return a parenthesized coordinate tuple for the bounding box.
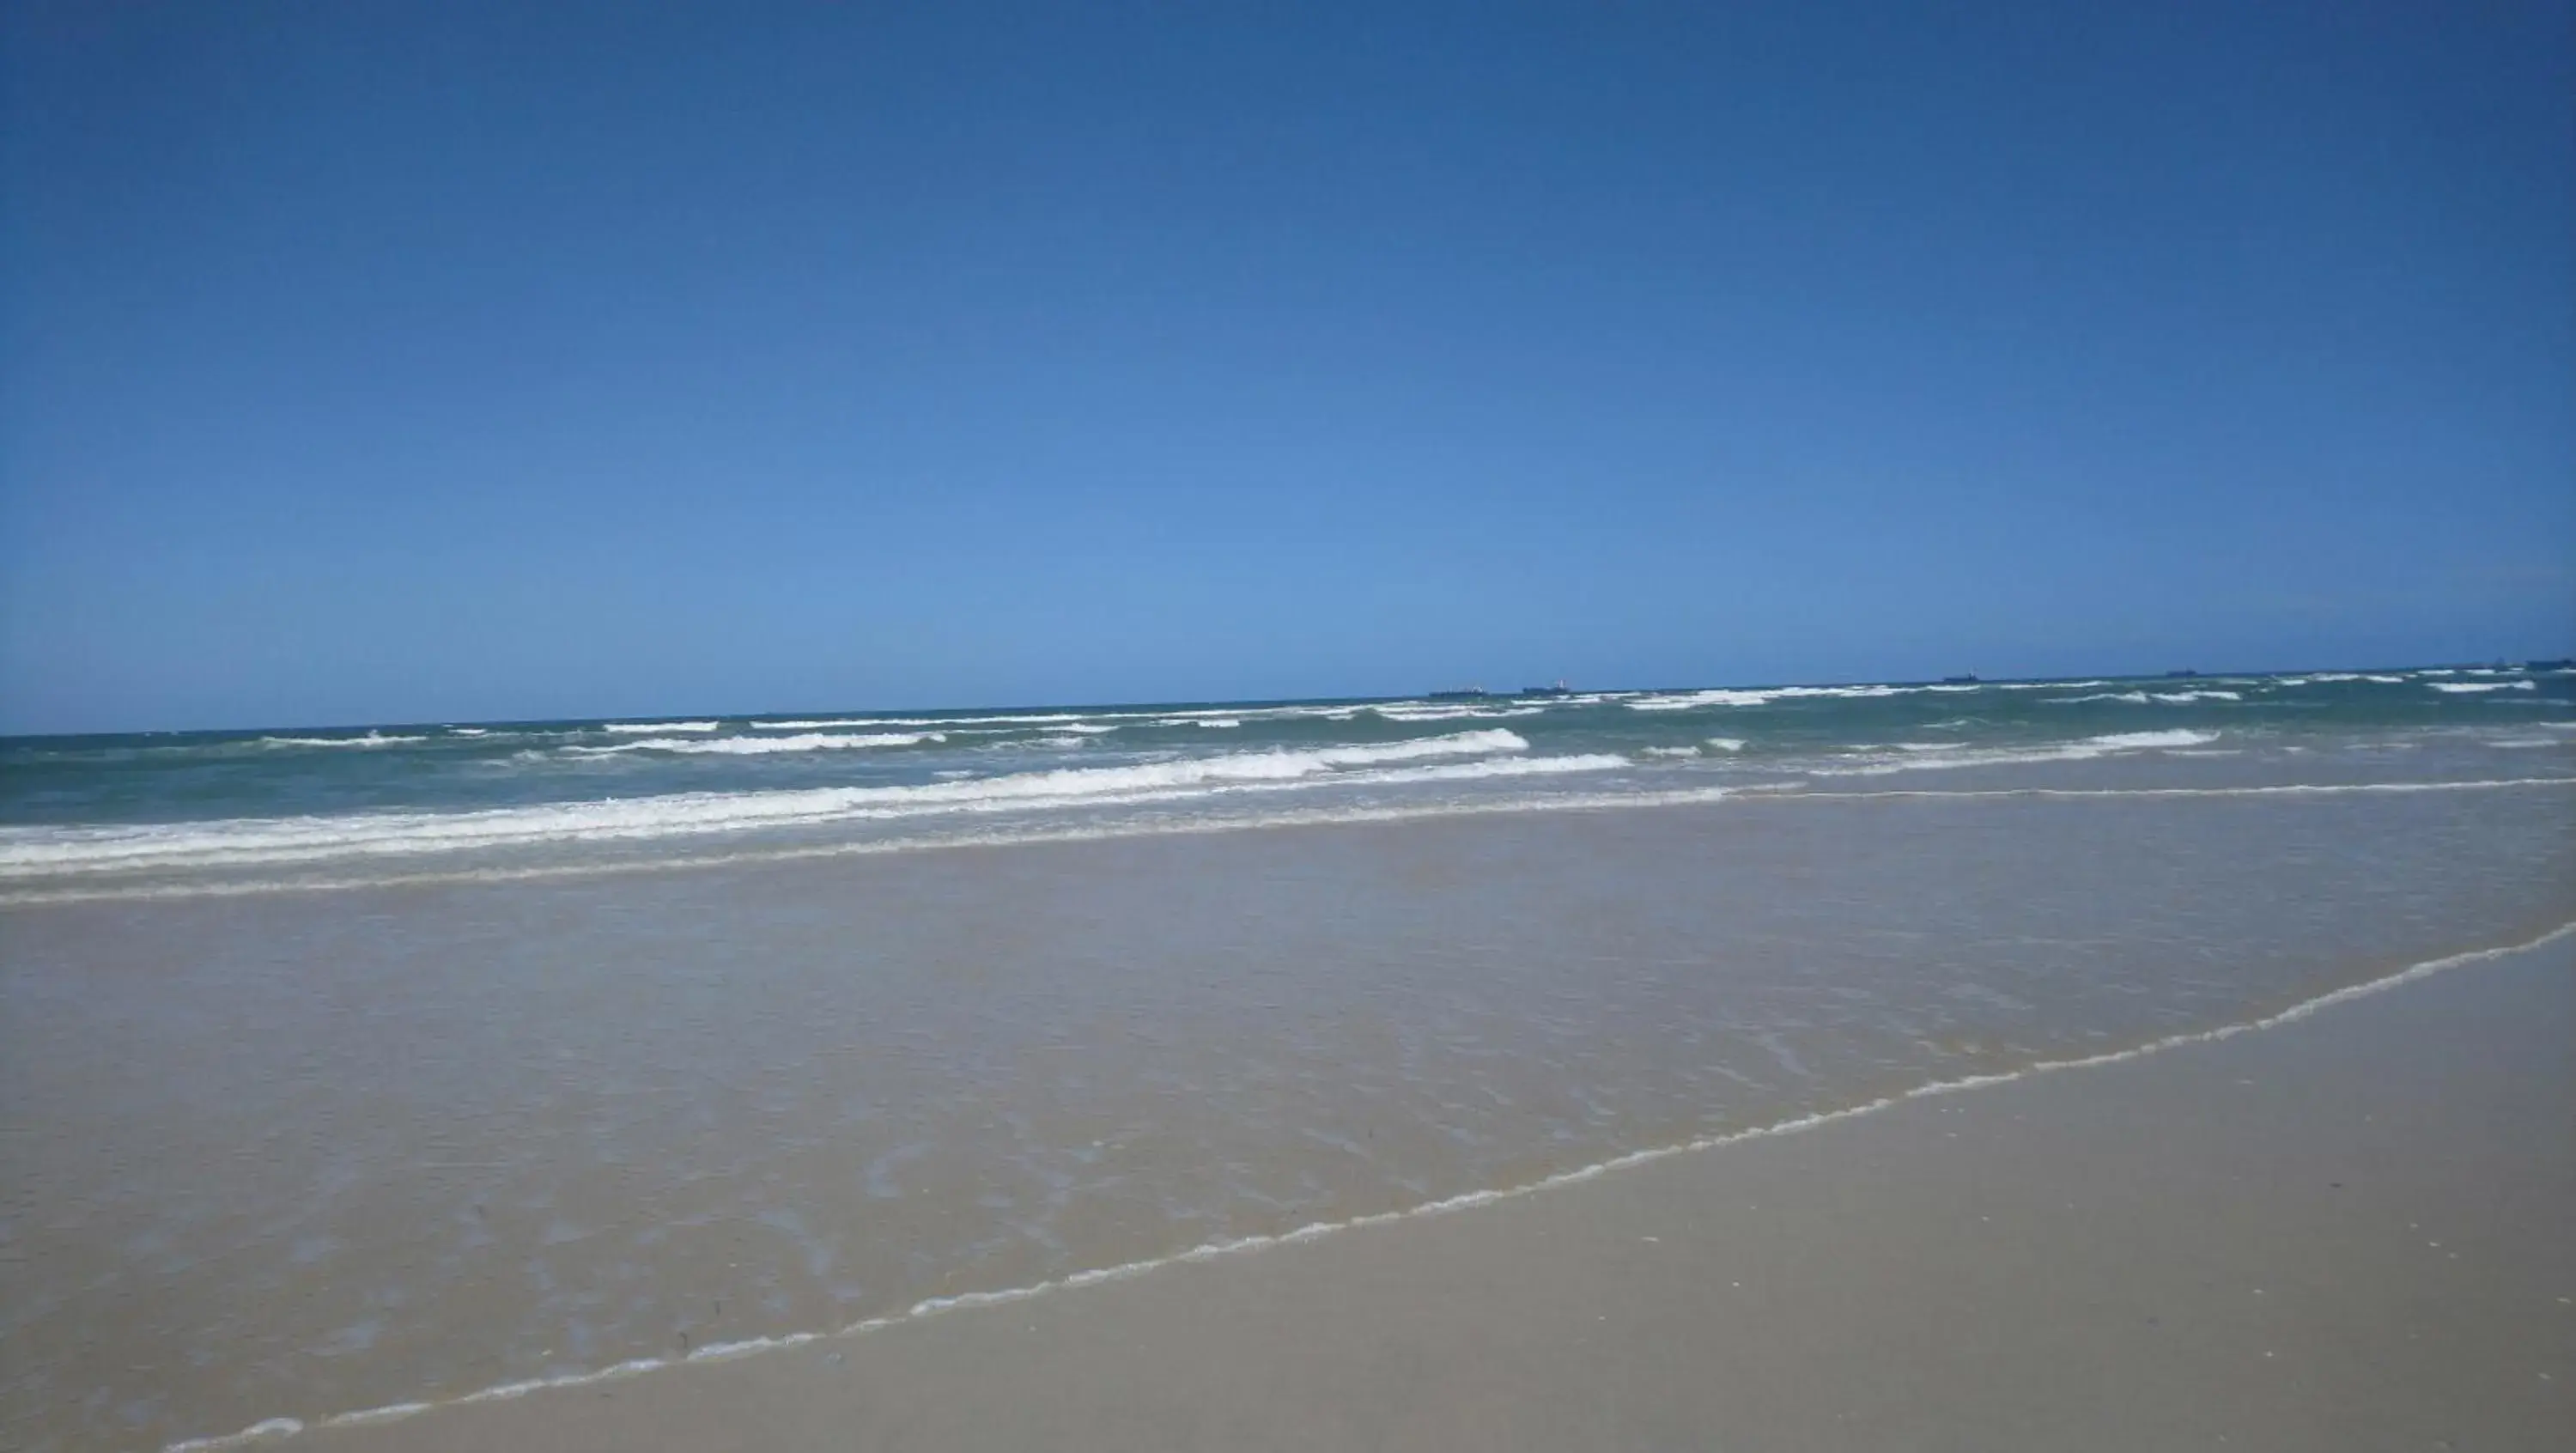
(572, 732, 945, 756)
(0, 730, 1537, 877)
(1626, 684, 1906, 711)
(150, 918, 2576, 1453)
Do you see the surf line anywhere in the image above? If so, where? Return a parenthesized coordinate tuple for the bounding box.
(16, 775, 2576, 909)
(161, 916, 2576, 1453)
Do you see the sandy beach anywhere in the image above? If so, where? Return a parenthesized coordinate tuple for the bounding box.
(11, 3, 2570, 1449)
(279, 928, 2575, 1453)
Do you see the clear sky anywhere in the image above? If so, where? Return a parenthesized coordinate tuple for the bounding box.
(3, 2, 2569, 733)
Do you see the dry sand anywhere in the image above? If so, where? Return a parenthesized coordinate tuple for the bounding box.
(296, 934, 2576, 1453)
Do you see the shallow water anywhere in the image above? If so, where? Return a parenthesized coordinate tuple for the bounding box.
(5, 755, 2573, 1450)
(6, 671, 2576, 1448)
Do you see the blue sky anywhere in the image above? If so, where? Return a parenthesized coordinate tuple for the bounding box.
(4, 2, 2569, 733)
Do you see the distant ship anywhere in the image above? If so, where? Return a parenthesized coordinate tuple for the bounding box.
(1426, 687, 1492, 701)
(1518, 680, 1573, 696)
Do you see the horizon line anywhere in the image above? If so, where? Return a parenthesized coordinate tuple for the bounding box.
(7, 654, 2569, 742)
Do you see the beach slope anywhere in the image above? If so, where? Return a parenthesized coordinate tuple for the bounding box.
(303, 934, 2576, 1452)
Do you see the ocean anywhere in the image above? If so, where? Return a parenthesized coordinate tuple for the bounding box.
(4, 666, 2573, 1450)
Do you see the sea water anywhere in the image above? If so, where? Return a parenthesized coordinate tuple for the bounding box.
(3, 667, 2572, 1449)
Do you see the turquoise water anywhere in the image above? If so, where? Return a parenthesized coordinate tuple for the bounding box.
(5, 666, 2570, 899)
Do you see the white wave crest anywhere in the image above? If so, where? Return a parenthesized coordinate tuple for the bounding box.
(2089, 730, 2220, 749)
(258, 733, 430, 749)
(1367, 753, 1625, 783)
(0, 731, 1533, 878)
(18, 775, 2576, 909)
(798, 704, 1361, 731)
(2045, 690, 2242, 705)
(1816, 729, 2219, 778)
(1626, 684, 1904, 712)
(1704, 738, 1747, 752)
(1372, 704, 1546, 722)
(2431, 681, 2536, 694)
(572, 732, 945, 757)
(602, 720, 722, 733)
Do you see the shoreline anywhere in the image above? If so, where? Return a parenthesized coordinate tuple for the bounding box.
(16, 770, 2573, 909)
(170, 916, 2576, 1453)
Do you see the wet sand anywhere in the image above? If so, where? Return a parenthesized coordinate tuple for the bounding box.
(300, 930, 2576, 1452)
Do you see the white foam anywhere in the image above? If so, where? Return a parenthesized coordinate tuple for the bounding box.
(1641, 745, 1700, 758)
(2088, 729, 2220, 749)
(2151, 690, 2241, 703)
(1372, 704, 1546, 722)
(24, 773, 2575, 909)
(1049, 723, 1120, 735)
(572, 732, 944, 756)
(827, 712, 1089, 728)
(754, 704, 1358, 732)
(2431, 681, 2536, 694)
(1627, 684, 1905, 711)
(601, 720, 722, 733)
(1820, 729, 2220, 777)
(167, 1417, 307, 1451)
(753, 719, 890, 731)
(0, 731, 1534, 878)
(447, 727, 490, 737)
(154, 918, 2576, 1453)
(1704, 737, 1747, 752)
(2044, 691, 2152, 705)
(257, 733, 430, 749)
(1355, 754, 1625, 783)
